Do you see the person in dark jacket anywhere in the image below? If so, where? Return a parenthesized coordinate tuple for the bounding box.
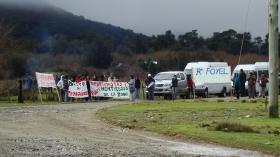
(85, 75, 91, 102)
(135, 76, 141, 100)
(233, 73, 241, 99)
(171, 75, 178, 100)
(239, 69, 246, 96)
(63, 75, 69, 102)
(145, 74, 155, 100)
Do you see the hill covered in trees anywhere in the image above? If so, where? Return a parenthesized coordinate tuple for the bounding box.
(0, 1, 271, 79)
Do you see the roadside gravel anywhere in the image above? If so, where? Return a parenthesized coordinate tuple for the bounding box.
(0, 101, 272, 157)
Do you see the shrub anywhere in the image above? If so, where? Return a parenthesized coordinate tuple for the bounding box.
(215, 122, 259, 133)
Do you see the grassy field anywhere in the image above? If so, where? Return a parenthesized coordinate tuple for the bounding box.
(97, 99, 280, 155)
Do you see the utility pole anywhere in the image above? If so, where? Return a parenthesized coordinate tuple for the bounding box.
(268, 0, 279, 118)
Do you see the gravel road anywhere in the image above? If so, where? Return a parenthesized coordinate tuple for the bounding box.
(0, 101, 272, 157)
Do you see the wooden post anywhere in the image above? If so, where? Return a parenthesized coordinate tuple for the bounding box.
(268, 0, 279, 118)
(18, 80, 24, 103)
(55, 87, 61, 102)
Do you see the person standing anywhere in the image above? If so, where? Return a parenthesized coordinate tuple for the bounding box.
(239, 69, 246, 97)
(113, 76, 118, 82)
(233, 73, 241, 99)
(86, 75, 91, 102)
(63, 75, 69, 102)
(145, 74, 155, 100)
(171, 75, 178, 100)
(57, 75, 65, 102)
(108, 76, 113, 82)
(135, 76, 141, 100)
(258, 73, 268, 98)
(128, 75, 136, 101)
(186, 75, 194, 99)
(247, 72, 256, 99)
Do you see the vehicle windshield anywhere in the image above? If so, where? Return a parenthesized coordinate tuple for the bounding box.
(154, 73, 177, 80)
(184, 69, 192, 75)
(232, 70, 252, 80)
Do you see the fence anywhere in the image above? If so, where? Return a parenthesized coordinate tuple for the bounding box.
(0, 79, 60, 103)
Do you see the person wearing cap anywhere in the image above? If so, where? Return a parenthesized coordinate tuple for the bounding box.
(145, 74, 155, 100)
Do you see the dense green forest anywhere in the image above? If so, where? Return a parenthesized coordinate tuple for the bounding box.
(0, 1, 272, 79)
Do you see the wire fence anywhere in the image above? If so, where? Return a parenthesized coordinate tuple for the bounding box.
(0, 79, 60, 103)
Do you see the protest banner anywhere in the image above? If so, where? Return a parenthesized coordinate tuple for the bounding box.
(35, 72, 60, 103)
(68, 81, 89, 98)
(35, 72, 56, 88)
(90, 81, 129, 99)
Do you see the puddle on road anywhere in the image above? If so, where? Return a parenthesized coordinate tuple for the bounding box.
(146, 137, 271, 157)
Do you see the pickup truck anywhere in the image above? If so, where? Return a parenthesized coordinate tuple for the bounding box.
(152, 71, 187, 99)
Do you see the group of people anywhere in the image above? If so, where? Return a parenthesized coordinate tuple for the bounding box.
(127, 73, 195, 101)
(233, 69, 268, 99)
(128, 74, 155, 101)
(56, 73, 118, 102)
(170, 74, 194, 100)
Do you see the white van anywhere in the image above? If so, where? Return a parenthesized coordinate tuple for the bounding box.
(184, 62, 232, 97)
(232, 62, 269, 94)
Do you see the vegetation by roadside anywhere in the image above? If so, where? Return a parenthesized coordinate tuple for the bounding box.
(97, 99, 280, 156)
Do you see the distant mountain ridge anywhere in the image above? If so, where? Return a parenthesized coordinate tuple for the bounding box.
(0, 0, 150, 52)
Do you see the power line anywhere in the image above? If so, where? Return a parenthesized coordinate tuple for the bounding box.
(238, 0, 252, 65)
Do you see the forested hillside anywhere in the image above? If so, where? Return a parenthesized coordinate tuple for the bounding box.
(0, 1, 271, 79)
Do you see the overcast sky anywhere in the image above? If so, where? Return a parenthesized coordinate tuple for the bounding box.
(23, 0, 272, 37)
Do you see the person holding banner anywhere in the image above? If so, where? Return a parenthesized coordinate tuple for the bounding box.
(128, 75, 136, 101)
(86, 75, 92, 102)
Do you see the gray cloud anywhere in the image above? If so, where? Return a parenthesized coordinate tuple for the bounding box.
(1, 0, 270, 37)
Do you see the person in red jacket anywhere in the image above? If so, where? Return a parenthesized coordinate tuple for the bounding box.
(186, 74, 195, 99)
(247, 72, 256, 99)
